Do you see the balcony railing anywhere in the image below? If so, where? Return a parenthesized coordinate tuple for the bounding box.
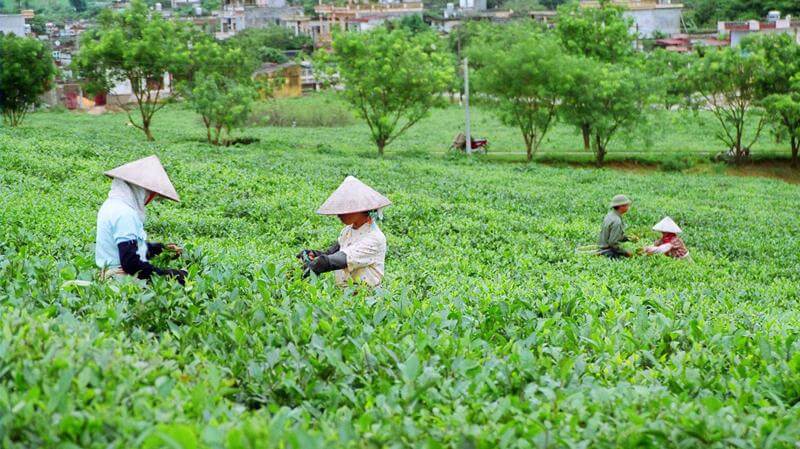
(315, 2, 424, 14)
(580, 0, 682, 8)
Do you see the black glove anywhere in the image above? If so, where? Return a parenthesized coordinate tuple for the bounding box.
(304, 251, 348, 277)
(158, 268, 187, 285)
(118, 241, 187, 285)
(296, 249, 323, 260)
(323, 242, 341, 255)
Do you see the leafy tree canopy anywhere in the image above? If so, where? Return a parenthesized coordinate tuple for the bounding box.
(468, 22, 572, 160)
(226, 26, 313, 64)
(317, 27, 455, 155)
(0, 33, 57, 127)
(556, 0, 635, 64)
(73, 0, 190, 140)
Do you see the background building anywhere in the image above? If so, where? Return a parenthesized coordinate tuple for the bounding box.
(718, 13, 800, 46)
(581, 0, 684, 39)
(0, 14, 27, 36)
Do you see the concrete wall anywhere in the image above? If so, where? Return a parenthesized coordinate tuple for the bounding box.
(729, 28, 800, 46)
(0, 14, 26, 36)
(244, 6, 300, 29)
(625, 7, 682, 38)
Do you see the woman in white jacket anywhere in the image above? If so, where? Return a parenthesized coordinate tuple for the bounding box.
(95, 155, 186, 283)
(299, 176, 390, 288)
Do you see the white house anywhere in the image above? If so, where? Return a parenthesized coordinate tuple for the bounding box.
(718, 16, 800, 47)
(0, 14, 26, 36)
(581, 0, 683, 39)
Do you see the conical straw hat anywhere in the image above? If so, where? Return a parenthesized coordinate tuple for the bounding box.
(104, 155, 180, 202)
(317, 176, 391, 215)
(652, 216, 682, 233)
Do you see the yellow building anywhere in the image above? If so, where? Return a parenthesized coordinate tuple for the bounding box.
(254, 62, 303, 99)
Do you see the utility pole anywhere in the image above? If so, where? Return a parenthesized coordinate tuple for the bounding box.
(463, 57, 471, 155)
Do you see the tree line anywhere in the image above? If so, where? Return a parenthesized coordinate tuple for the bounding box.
(315, 2, 800, 166)
(472, 4, 800, 166)
(1, 0, 305, 145)
(3, 0, 800, 166)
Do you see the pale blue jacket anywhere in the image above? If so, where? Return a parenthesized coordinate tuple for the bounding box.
(95, 198, 148, 269)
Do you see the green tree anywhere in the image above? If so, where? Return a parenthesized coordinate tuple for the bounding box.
(73, 0, 189, 141)
(561, 58, 650, 166)
(69, 0, 87, 12)
(29, 15, 47, 34)
(201, 0, 220, 12)
(189, 74, 258, 145)
(644, 49, 695, 110)
(317, 28, 454, 155)
(503, 0, 547, 13)
(761, 87, 800, 167)
(556, 0, 635, 64)
(447, 21, 486, 100)
(0, 34, 57, 127)
(179, 39, 260, 145)
(539, 0, 567, 9)
(468, 24, 569, 161)
(685, 46, 766, 163)
(684, 0, 800, 29)
(227, 26, 312, 64)
(744, 33, 800, 166)
(556, 0, 635, 149)
(388, 14, 428, 33)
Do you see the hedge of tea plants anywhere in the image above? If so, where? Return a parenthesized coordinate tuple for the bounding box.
(1, 110, 800, 448)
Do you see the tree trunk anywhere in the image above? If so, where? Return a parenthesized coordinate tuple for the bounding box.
(377, 138, 386, 156)
(792, 137, 798, 168)
(142, 117, 154, 141)
(733, 127, 744, 164)
(593, 133, 605, 167)
(581, 124, 591, 151)
(733, 144, 745, 165)
(213, 125, 223, 146)
(203, 116, 212, 143)
(596, 147, 606, 167)
(525, 139, 533, 162)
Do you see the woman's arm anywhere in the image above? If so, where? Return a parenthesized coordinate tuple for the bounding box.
(118, 241, 186, 284)
(646, 243, 673, 255)
(306, 251, 348, 275)
(146, 242, 165, 259)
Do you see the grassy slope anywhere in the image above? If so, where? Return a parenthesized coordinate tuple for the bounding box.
(1, 106, 800, 447)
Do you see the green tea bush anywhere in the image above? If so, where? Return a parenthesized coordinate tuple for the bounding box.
(659, 154, 703, 172)
(249, 95, 356, 128)
(1, 109, 800, 448)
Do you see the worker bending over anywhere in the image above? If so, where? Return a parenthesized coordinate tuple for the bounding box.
(598, 194, 635, 259)
(299, 176, 390, 287)
(95, 155, 186, 284)
(644, 216, 690, 259)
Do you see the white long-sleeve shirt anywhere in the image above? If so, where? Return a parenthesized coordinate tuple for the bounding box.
(335, 222, 387, 287)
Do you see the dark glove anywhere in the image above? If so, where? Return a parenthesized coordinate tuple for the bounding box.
(303, 251, 347, 277)
(323, 242, 340, 255)
(119, 241, 187, 285)
(296, 249, 323, 261)
(158, 268, 187, 285)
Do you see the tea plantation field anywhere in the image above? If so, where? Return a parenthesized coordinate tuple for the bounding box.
(1, 108, 800, 448)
